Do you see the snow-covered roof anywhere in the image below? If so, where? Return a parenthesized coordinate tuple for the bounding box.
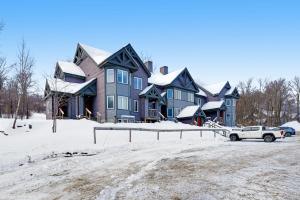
(148, 68, 185, 86)
(79, 43, 111, 65)
(201, 100, 224, 111)
(201, 81, 227, 95)
(196, 88, 207, 97)
(176, 105, 200, 119)
(47, 78, 96, 94)
(57, 61, 85, 77)
(139, 84, 154, 96)
(225, 87, 235, 95)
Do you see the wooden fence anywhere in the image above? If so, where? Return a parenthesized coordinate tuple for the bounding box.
(93, 127, 230, 144)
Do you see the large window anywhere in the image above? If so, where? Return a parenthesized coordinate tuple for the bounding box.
(106, 69, 114, 83)
(174, 89, 181, 100)
(167, 89, 173, 99)
(117, 69, 128, 84)
(226, 99, 231, 106)
(133, 100, 138, 112)
(106, 96, 114, 109)
(174, 108, 181, 117)
(167, 108, 173, 118)
(187, 92, 194, 102)
(118, 96, 128, 110)
(134, 77, 143, 90)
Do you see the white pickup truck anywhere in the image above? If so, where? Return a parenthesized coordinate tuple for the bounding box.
(229, 126, 285, 142)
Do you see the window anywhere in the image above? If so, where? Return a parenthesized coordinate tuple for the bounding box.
(187, 92, 194, 102)
(198, 98, 202, 106)
(133, 100, 138, 112)
(226, 99, 231, 106)
(174, 108, 181, 117)
(167, 108, 173, 118)
(134, 77, 143, 90)
(174, 89, 181, 100)
(118, 96, 128, 110)
(167, 89, 173, 99)
(226, 113, 230, 122)
(106, 69, 114, 83)
(117, 69, 128, 84)
(232, 99, 236, 107)
(107, 96, 114, 109)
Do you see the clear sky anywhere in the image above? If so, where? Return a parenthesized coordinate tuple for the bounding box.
(0, 0, 299, 90)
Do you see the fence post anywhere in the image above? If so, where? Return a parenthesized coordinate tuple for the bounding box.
(180, 130, 183, 139)
(200, 130, 202, 137)
(93, 128, 97, 144)
(129, 129, 132, 142)
(157, 131, 160, 140)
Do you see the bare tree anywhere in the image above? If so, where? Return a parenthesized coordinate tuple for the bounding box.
(0, 58, 8, 117)
(44, 74, 70, 133)
(12, 40, 34, 128)
(289, 76, 300, 122)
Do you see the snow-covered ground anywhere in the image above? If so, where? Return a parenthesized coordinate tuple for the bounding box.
(0, 117, 299, 200)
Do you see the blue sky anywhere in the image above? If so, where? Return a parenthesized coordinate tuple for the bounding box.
(0, 0, 299, 90)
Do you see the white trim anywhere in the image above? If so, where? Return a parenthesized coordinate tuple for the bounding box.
(133, 77, 143, 90)
(117, 69, 128, 84)
(118, 96, 128, 110)
(106, 95, 114, 109)
(106, 68, 115, 83)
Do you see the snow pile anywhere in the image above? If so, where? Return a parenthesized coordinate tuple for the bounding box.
(176, 105, 200, 118)
(281, 121, 300, 132)
(0, 118, 225, 172)
(57, 61, 86, 77)
(79, 43, 111, 65)
(148, 68, 185, 86)
(202, 100, 224, 111)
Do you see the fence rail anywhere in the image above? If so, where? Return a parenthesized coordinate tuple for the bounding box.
(93, 127, 230, 144)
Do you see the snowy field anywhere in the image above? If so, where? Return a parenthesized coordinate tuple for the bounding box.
(0, 116, 299, 200)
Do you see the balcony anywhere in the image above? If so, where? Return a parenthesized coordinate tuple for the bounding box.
(148, 109, 159, 119)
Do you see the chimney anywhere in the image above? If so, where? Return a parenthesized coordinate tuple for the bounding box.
(160, 66, 168, 75)
(144, 61, 153, 73)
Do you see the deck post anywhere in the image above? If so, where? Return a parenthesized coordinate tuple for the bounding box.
(129, 129, 132, 142)
(157, 131, 160, 140)
(200, 130, 202, 137)
(214, 130, 216, 138)
(93, 128, 96, 144)
(180, 130, 183, 139)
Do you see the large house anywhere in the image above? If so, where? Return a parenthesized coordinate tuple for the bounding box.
(44, 43, 239, 126)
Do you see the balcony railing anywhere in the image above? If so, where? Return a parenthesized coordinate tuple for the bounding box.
(148, 109, 159, 119)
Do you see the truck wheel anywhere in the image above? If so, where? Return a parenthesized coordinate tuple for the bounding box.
(264, 135, 274, 142)
(230, 134, 238, 141)
(285, 132, 291, 137)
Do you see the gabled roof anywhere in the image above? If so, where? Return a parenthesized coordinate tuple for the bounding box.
(148, 68, 185, 86)
(176, 105, 201, 119)
(200, 81, 229, 96)
(57, 61, 86, 77)
(139, 84, 163, 101)
(46, 78, 96, 95)
(225, 87, 240, 98)
(201, 100, 225, 111)
(78, 43, 111, 65)
(196, 88, 207, 97)
(75, 43, 151, 77)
